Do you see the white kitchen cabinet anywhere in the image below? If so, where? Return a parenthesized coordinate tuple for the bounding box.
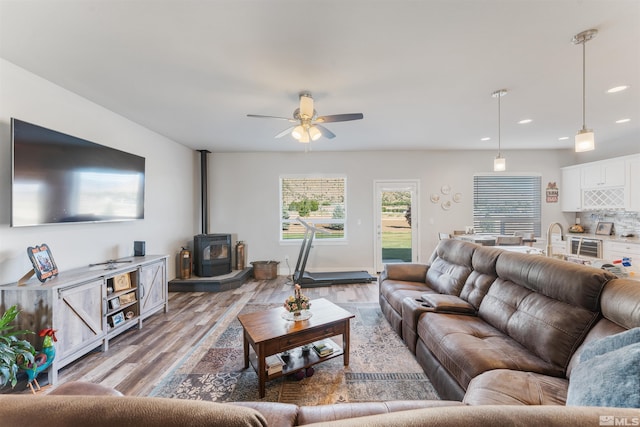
(563, 155, 639, 211)
(626, 155, 640, 212)
(581, 159, 626, 188)
(561, 166, 582, 212)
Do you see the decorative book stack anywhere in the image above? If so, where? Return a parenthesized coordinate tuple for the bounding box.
(266, 354, 285, 375)
(313, 342, 334, 357)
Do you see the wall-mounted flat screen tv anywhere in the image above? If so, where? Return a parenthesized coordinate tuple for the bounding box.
(11, 118, 145, 227)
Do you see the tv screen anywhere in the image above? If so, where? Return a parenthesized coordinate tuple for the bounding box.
(11, 118, 145, 227)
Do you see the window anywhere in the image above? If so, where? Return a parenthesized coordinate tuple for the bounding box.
(280, 176, 346, 241)
(473, 174, 541, 236)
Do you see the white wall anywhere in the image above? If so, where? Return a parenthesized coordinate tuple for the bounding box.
(209, 149, 574, 274)
(0, 59, 199, 284)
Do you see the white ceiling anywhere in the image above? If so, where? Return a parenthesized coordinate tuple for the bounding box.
(1, 0, 638, 153)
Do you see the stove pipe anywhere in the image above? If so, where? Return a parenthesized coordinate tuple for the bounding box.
(198, 149, 211, 234)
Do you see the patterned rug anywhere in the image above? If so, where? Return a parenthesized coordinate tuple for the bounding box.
(150, 302, 439, 405)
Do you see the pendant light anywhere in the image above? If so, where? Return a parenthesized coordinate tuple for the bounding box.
(492, 89, 507, 172)
(572, 29, 597, 152)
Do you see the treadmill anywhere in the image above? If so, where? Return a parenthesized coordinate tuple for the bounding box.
(293, 218, 377, 288)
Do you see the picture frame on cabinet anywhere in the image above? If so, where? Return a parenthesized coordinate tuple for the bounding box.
(113, 273, 131, 291)
(595, 222, 614, 236)
(111, 312, 125, 327)
(119, 292, 136, 305)
(26, 243, 59, 282)
(109, 298, 121, 310)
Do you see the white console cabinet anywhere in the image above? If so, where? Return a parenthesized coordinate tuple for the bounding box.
(0, 255, 168, 386)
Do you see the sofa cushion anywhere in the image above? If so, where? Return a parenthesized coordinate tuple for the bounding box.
(566, 318, 626, 377)
(478, 277, 600, 370)
(566, 329, 640, 408)
(417, 313, 562, 389)
(426, 240, 475, 295)
(463, 369, 568, 405)
(494, 251, 613, 311)
(456, 247, 499, 309)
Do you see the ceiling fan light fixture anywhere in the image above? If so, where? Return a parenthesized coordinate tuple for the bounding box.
(575, 128, 595, 152)
(309, 126, 322, 141)
(299, 92, 314, 118)
(298, 131, 310, 143)
(292, 125, 305, 140)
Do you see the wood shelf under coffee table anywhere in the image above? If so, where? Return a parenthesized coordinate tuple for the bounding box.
(238, 297, 355, 398)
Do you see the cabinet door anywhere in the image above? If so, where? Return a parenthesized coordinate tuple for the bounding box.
(602, 160, 626, 187)
(582, 160, 626, 188)
(55, 279, 105, 363)
(139, 259, 167, 317)
(627, 156, 640, 211)
(561, 167, 582, 212)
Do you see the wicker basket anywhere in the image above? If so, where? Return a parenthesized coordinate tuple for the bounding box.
(251, 261, 280, 280)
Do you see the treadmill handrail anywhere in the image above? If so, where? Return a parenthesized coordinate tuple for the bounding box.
(297, 217, 331, 234)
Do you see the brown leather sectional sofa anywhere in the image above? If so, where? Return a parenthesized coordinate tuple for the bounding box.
(379, 238, 640, 404)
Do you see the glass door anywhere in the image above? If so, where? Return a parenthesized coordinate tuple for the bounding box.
(374, 180, 419, 272)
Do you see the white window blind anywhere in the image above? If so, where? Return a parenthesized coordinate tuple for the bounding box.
(473, 174, 541, 236)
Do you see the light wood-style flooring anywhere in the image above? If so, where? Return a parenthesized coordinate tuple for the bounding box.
(55, 276, 379, 396)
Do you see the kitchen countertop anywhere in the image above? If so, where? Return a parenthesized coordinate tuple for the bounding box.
(564, 233, 640, 245)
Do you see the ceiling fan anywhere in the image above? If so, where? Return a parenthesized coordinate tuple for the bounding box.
(247, 92, 364, 143)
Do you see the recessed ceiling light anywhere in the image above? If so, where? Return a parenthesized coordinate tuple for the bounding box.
(607, 85, 629, 93)
(481, 137, 491, 141)
(616, 118, 631, 124)
(518, 119, 532, 124)
(558, 136, 569, 141)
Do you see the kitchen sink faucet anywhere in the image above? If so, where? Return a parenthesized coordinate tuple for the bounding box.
(546, 222, 564, 258)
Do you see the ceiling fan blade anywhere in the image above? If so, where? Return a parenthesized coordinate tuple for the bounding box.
(247, 114, 296, 122)
(275, 126, 294, 138)
(316, 124, 336, 139)
(315, 113, 364, 123)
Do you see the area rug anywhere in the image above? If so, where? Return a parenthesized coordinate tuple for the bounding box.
(150, 302, 439, 405)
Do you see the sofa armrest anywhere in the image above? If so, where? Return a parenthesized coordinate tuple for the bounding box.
(420, 294, 477, 315)
(382, 263, 428, 283)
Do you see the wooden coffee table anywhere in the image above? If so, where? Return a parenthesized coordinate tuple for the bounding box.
(238, 298, 355, 398)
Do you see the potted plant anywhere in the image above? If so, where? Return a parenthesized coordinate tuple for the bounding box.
(0, 305, 35, 388)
